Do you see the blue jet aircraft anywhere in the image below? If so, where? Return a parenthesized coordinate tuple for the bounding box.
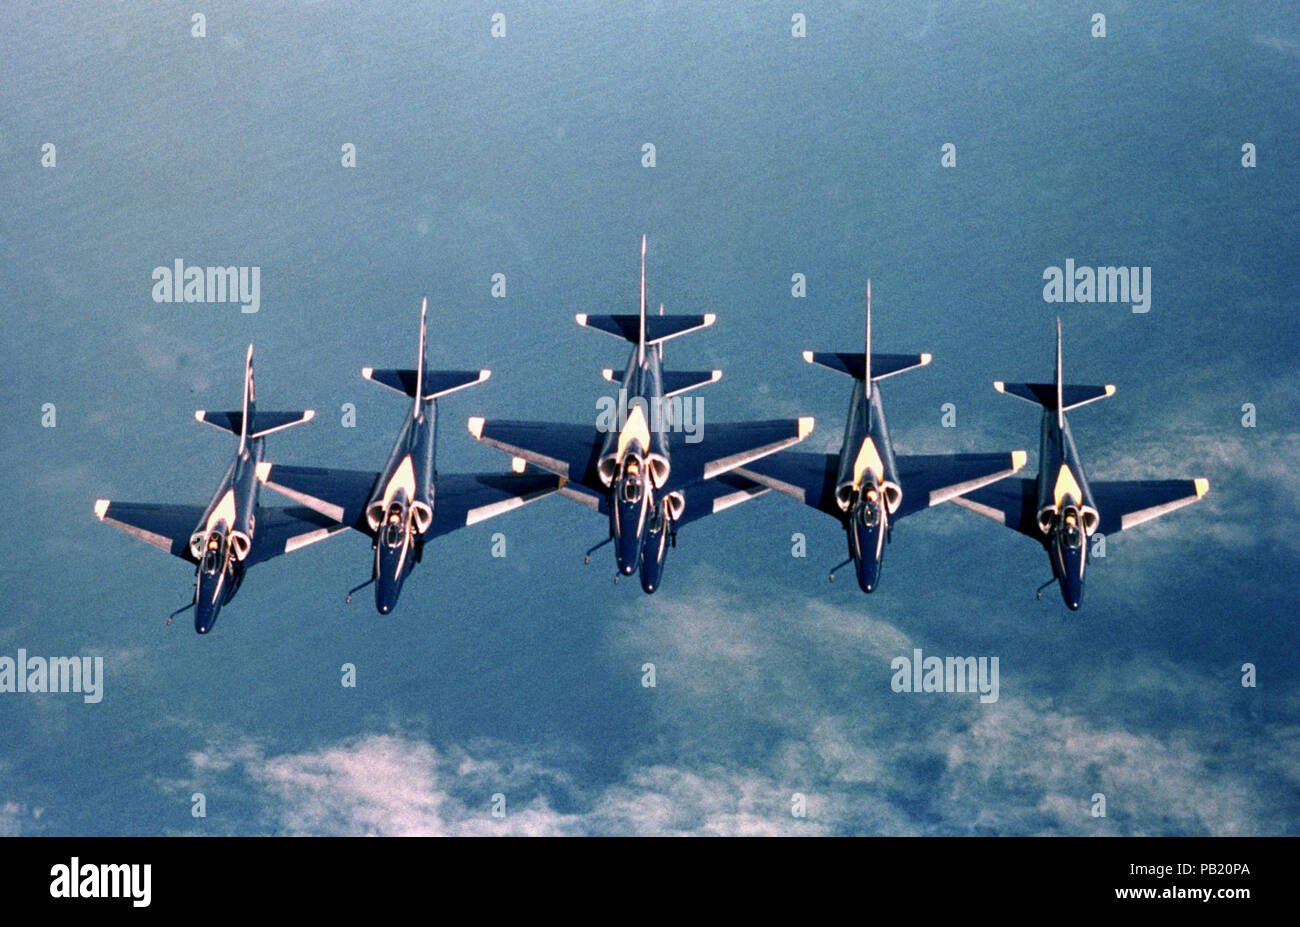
(467, 236, 813, 593)
(261, 299, 562, 613)
(93, 345, 345, 634)
(737, 281, 1027, 593)
(952, 319, 1209, 609)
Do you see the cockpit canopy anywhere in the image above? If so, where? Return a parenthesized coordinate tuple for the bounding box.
(382, 501, 407, 548)
(1060, 507, 1084, 549)
(856, 494, 881, 528)
(200, 531, 226, 575)
(619, 457, 644, 504)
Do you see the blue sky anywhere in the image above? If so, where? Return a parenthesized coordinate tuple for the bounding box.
(0, 1, 1296, 835)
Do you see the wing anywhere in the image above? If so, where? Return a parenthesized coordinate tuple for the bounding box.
(894, 452, 1026, 520)
(246, 506, 349, 565)
(733, 452, 842, 519)
(950, 478, 1043, 538)
(665, 418, 814, 491)
(468, 419, 605, 493)
(672, 472, 769, 529)
(1091, 479, 1208, 535)
(260, 464, 381, 535)
(427, 471, 562, 540)
(93, 500, 204, 563)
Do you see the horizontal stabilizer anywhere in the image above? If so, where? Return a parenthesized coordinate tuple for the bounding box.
(603, 368, 722, 396)
(577, 313, 714, 345)
(194, 410, 246, 435)
(363, 367, 490, 401)
(195, 409, 314, 439)
(802, 351, 930, 381)
(249, 411, 314, 438)
(994, 381, 1115, 411)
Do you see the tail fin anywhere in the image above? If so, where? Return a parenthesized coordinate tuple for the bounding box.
(415, 297, 428, 417)
(361, 299, 488, 403)
(638, 234, 646, 367)
(240, 342, 255, 453)
(1055, 316, 1064, 429)
(864, 279, 872, 393)
(803, 281, 931, 381)
(994, 320, 1116, 413)
(195, 344, 314, 444)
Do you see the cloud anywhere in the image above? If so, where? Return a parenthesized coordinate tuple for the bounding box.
(166, 578, 1295, 836)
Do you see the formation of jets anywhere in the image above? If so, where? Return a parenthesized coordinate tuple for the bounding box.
(93, 238, 1209, 633)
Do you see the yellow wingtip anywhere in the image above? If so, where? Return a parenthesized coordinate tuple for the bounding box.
(467, 417, 485, 439)
(1195, 478, 1209, 497)
(798, 416, 815, 439)
(93, 499, 110, 520)
(919, 353, 933, 366)
(1011, 450, 1028, 471)
(993, 381, 1006, 393)
(511, 456, 527, 474)
(801, 350, 814, 364)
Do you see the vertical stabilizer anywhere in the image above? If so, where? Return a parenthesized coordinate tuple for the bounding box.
(864, 279, 872, 396)
(1055, 316, 1064, 430)
(415, 297, 428, 416)
(638, 235, 647, 367)
(239, 343, 255, 455)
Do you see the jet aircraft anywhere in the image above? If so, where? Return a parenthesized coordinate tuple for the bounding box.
(466, 236, 813, 593)
(951, 318, 1209, 610)
(261, 299, 562, 613)
(93, 345, 345, 634)
(736, 281, 1027, 593)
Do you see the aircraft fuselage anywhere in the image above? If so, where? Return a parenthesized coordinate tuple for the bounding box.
(837, 382, 901, 594)
(1035, 412, 1097, 611)
(604, 345, 674, 588)
(367, 399, 437, 614)
(190, 437, 264, 633)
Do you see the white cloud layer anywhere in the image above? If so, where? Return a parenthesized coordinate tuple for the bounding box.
(167, 580, 1295, 836)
